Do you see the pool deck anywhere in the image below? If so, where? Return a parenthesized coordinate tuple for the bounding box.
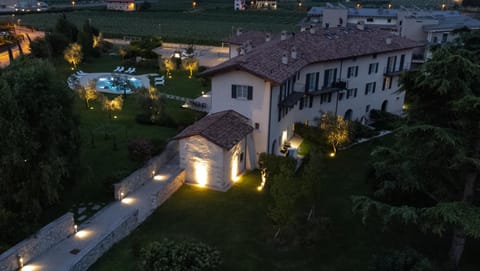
(75, 72, 158, 94)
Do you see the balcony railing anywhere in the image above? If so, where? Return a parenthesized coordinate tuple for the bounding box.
(383, 67, 410, 76)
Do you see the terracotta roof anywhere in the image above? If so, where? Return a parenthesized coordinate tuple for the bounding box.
(174, 110, 253, 150)
(202, 27, 422, 84)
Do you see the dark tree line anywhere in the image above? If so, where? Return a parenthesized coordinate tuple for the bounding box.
(0, 58, 80, 251)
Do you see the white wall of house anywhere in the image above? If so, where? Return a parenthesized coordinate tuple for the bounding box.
(348, 16, 397, 27)
(267, 49, 411, 154)
(322, 8, 348, 28)
(210, 70, 272, 161)
(179, 136, 228, 191)
(209, 48, 412, 158)
(179, 135, 248, 191)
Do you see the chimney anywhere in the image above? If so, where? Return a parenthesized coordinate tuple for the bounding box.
(356, 21, 365, 31)
(385, 37, 392, 45)
(245, 40, 253, 52)
(236, 28, 243, 36)
(281, 52, 288, 65)
(265, 32, 271, 42)
(309, 27, 316, 34)
(239, 47, 245, 55)
(281, 30, 288, 40)
(291, 46, 297, 59)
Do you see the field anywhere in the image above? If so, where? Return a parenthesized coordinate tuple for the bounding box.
(17, 1, 306, 45)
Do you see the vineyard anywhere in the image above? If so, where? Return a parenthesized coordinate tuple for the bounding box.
(18, 7, 303, 45)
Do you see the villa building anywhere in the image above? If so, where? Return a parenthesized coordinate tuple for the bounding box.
(106, 0, 135, 11)
(304, 3, 480, 61)
(177, 27, 421, 190)
(234, 0, 246, 10)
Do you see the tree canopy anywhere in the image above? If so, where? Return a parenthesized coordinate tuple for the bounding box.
(352, 32, 480, 270)
(0, 58, 80, 249)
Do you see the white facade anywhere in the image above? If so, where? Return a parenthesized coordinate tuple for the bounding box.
(179, 135, 248, 191)
(211, 70, 272, 159)
(210, 49, 412, 156)
(106, 0, 135, 11)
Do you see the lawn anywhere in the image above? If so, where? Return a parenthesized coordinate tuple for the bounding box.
(89, 134, 480, 271)
(39, 55, 205, 225)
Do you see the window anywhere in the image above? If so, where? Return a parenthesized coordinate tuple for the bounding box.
(309, 95, 313, 108)
(442, 33, 448, 43)
(367, 17, 374, 22)
(320, 93, 332, 104)
(299, 97, 304, 110)
(338, 92, 345, 101)
(368, 63, 379, 74)
(387, 18, 392, 23)
(365, 82, 376, 95)
(231, 85, 253, 100)
(386, 56, 397, 73)
(305, 73, 316, 92)
(399, 54, 405, 71)
(323, 68, 337, 88)
(240, 152, 244, 162)
(382, 77, 392, 90)
(255, 123, 260, 129)
(366, 105, 370, 113)
(347, 66, 359, 78)
(433, 36, 438, 43)
(347, 88, 357, 99)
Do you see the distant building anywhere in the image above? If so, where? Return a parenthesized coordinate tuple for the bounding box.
(252, 0, 277, 10)
(234, 0, 245, 10)
(304, 3, 480, 61)
(106, 0, 135, 11)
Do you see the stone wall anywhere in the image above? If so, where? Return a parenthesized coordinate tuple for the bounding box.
(114, 140, 178, 200)
(68, 209, 139, 271)
(0, 212, 74, 271)
(148, 170, 186, 219)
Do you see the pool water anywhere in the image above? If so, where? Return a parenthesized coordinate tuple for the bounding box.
(96, 77, 143, 93)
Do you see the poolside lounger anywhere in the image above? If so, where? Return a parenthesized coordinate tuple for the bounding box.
(113, 66, 120, 72)
(155, 75, 165, 81)
(154, 79, 165, 86)
(118, 66, 125, 72)
(130, 68, 136, 74)
(124, 67, 132, 73)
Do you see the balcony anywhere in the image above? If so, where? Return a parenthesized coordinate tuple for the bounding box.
(383, 67, 410, 76)
(308, 80, 348, 96)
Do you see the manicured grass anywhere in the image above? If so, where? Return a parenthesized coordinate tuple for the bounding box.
(40, 56, 204, 224)
(86, 135, 429, 270)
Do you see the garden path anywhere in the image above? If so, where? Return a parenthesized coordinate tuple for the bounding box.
(21, 158, 182, 271)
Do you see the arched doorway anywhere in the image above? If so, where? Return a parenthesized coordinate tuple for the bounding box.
(271, 140, 277, 154)
(344, 109, 353, 121)
(381, 100, 388, 112)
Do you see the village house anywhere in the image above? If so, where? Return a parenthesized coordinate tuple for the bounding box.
(106, 0, 135, 11)
(177, 26, 421, 190)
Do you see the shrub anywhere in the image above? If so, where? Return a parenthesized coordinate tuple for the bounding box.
(369, 109, 403, 130)
(128, 138, 154, 163)
(369, 248, 433, 271)
(349, 121, 379, 141)
(139, 239, 222, 271)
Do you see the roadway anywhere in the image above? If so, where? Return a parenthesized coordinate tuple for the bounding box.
(0, 26, 45, 68)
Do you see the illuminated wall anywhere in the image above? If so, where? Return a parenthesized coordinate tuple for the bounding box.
(179, 136, 248, 191)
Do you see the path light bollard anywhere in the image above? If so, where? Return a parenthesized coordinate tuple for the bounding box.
(17, 254, 24, 268)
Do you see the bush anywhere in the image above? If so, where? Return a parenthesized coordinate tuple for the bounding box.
(128, 138, 154, 163)
(139, 239, 222, 271)
(369, 109, 403, 130)
(369, 248, 433, 271)
(350, 121, 379, 141)
(29, 37, 50, 58)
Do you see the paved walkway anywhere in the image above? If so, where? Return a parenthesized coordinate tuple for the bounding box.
(23, 159, 182, 271)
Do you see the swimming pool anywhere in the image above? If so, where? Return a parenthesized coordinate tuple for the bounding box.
(96, 76, 143, 94)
